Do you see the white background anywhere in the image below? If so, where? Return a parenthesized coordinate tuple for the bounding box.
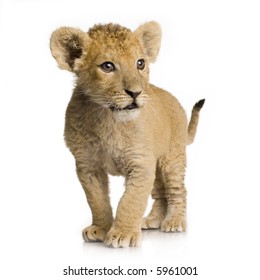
(0, 0, 260, 279)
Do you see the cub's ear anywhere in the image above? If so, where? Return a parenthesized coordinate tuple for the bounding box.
(50, 27, 89, 72)
(135, 21, 162, 63)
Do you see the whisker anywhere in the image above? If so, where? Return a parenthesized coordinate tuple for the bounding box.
(93, 106, 106, 124)
(149, 102, 159, 114)
(89, 106, 104, 114)
(89, 99, 113, 117)
(73, 91, 85, 97)
(104, 100, 113, 108)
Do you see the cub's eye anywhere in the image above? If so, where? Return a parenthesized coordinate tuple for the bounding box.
(99, 61, 115, 73)
(137, 59, 145, 70)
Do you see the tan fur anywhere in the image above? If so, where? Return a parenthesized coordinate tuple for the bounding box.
(50, 21, 204, 248)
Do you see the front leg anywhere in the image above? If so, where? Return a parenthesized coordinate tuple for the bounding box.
(105, 160, 155, 248)
(76, 161, 113, 242)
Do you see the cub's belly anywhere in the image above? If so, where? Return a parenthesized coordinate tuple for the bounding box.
(102, 154, 125, 176)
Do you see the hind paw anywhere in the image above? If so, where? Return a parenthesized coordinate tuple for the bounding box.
(161, 216, 186, 232)
(141, 216, 162, 229)
(82, 225, 108, 242)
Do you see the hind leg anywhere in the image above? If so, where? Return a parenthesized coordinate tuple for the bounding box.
(160, 151, 187, 232)
(142, 169, 167, 229)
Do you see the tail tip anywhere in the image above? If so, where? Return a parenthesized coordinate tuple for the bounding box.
(194, 99, 205, 110)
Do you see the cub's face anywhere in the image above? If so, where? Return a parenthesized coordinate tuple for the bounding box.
(50, 22, 162, 121)
(79, 27, 149, 119)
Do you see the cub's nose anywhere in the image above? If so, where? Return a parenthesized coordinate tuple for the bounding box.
(124, 89, 142, 99)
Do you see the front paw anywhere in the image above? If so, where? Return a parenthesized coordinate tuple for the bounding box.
(82, 225, 108, 242)
(161, 216, 186, 232)
(104, 226, 142, 248)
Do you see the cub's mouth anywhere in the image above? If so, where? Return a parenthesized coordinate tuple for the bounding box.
(110, 102, 139, 112)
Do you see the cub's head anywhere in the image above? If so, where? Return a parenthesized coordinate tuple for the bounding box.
(50, 21, 161, 121)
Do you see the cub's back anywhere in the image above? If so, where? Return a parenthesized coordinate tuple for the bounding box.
(145, 84, 188, 156)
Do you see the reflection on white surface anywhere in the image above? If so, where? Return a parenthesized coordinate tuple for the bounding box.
(81, 229, 188, 258)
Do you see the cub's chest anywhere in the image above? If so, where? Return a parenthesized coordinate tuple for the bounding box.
(99, 135, 127, 176)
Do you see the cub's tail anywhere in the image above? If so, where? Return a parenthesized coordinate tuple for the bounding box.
(187, 99, 205, 145)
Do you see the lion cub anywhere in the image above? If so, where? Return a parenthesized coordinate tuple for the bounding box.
(50, 21, 204, 248)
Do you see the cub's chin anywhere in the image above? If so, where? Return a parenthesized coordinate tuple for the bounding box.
(109, 102, 141, 122)
(113, 108, 140, 122)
